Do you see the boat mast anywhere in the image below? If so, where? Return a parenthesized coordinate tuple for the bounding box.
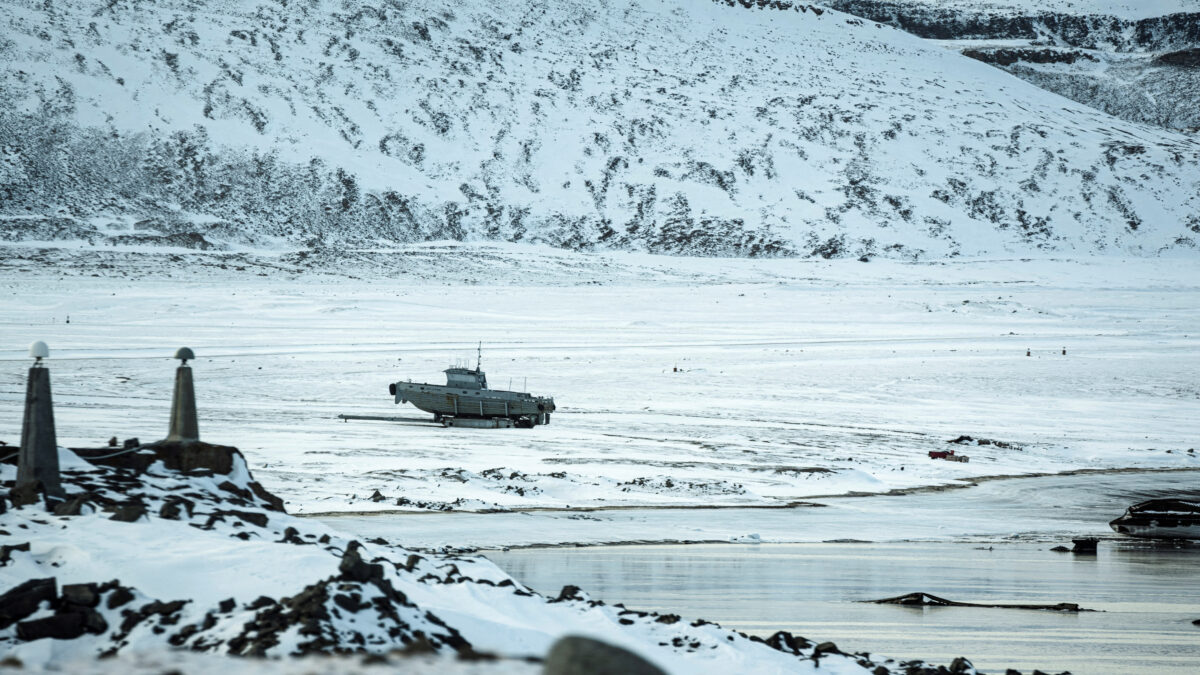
(476, 341, 482, 372)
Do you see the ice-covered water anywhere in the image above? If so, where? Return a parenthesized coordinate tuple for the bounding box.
(487, 539, 1200, 675)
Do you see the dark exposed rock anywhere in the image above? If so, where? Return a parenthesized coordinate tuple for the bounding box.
(812, 641, 842, 658)
(0, 542, 31, 566)
(544, 635, 667, 675)
(552, 585, 584, 602)
(17, 612, 86, 641)
(280, 526, 308, 544)
(370, 490, 385, 502)
(339, 541, 384, 583)
(159, 499, 183, 520)
(824, 1, 1200, 51)
(62, 582, 100, 608)
(332, 592, 370, 613)
(403, 554, 423, 572)
(106, 585, 135, 609)
(83, 608, 109, 634)
(0, 577, 57, 629)
(9, 480, 43, 507)
(213, 509, 269, 528)
(249, 481, 286, 512)
(949, 656, 974, 674)
(762, 630, 813, 654)
(52, 493, 93, 516)
(1157, 48, 1200, 68)
(218, 598, 236, 613)
(108, 499, 147, 522)
(248, 595, 277, 610)
(141, 600, 188, 622)
(963, 48, 1096, 67)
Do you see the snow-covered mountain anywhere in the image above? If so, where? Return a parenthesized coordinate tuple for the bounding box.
(1, 0, 1198, 259)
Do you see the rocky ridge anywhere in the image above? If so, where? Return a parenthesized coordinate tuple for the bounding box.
(825, 0, 1200, 131)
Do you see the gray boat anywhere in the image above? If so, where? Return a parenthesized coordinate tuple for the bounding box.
(388, 350, 555, 427)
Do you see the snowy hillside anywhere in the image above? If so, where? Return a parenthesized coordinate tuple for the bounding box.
(1, 0, 1199, 259)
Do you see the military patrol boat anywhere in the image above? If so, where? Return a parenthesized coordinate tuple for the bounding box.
(388, 347, 555, 427)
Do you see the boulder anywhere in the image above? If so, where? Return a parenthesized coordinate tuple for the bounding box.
(108, 500, 147, 522)
(9, 480, 43, 507)
(106, 586, 135, 609)
(17, 612, 86, 641)
(0, 578, 57, 629)
(61, 582, 100, 608)
(0, 542, 31, 566)
(338, 541, 384, 583)
(544, 635, 667, 675)
(950, 656, 975, 673)
(53, 493, 93, 516)
(159, 499, 183, 520)
(812, 641, 841, 658)
(84, 608, 109, 634)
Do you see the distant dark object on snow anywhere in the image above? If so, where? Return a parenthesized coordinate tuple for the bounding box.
(1071, 537, 1098, 554)
(947, 435, 1020, 450)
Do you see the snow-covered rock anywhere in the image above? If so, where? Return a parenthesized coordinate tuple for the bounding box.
(1, 444, 964, 673)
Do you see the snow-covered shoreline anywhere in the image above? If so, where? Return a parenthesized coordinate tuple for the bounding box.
(0, 444, 972, 674)
(2, 249, 1195, 517)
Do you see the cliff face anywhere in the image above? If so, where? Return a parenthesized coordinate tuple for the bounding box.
(826, 1, 1200, 131)
(1, 0, 1198, 261)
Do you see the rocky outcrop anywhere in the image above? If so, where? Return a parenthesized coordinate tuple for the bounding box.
(822, 2, 1200, 131)
(962, 48, 1097, 67)
(824, 1, 1200, 52)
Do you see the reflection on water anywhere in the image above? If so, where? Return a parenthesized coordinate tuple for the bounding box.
(487, 540, 1200, 674)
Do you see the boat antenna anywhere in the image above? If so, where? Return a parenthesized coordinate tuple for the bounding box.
(476, 341, 482, 372)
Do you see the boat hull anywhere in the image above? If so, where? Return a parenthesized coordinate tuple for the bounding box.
(389, 381, 555, 425)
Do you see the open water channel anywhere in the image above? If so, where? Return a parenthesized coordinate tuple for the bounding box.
(325, 470, 1200, 674)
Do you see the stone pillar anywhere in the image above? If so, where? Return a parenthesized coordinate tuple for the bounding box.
(17, 364, 64, 500)
(166, 347, 199, 442)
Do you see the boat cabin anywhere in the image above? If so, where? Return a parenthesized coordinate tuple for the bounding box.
(444, 367, 487, 390)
